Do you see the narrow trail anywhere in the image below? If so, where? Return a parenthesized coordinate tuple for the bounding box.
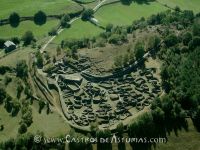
(40, 0, 108, 53)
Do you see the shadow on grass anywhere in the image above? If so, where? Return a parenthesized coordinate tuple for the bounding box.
(120, 0, 155, 5)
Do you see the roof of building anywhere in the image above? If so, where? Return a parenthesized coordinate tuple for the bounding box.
(60, 74, 83, 82)
(4, 41, 16, 47)
(90, 17, 99, 23)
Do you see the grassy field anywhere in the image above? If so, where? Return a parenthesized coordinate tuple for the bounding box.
(156, 119, 200, 150)
(0, 103, 70, 142)
(157, 0, 200, 13)
(0, 105, 20, 142)
(28, 101, 70, 137)
(94, 1, 168, 26)
(54, 19, 103, 44)
(0, 20, 59, 39)
(0, 0, 82, 19)
(0, 47, 35, 67)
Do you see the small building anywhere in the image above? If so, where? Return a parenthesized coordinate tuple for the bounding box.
(59, 74, 83, 84)
(90, 17, 99, 25)
(4, 41, 16, 52)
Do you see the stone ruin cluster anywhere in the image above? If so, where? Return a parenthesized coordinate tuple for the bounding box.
(46, 57, 161, 128)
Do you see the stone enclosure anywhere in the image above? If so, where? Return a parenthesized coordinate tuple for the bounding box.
(45, 56, 161, 129)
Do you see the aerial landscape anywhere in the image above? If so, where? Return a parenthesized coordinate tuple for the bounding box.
(0, 0, 200, 149)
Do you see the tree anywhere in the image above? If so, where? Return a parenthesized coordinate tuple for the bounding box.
(193, 23, 200, 36)
(134, 42, 144, 60)
(56, 46, 62, 56)
(114, 55, 123, 68)
(21, 107, 33, 127)
(4, 75, 12, 86)
(4, 95, 13, 113)
(120, 0, 132, 5)
(192, 106, 200, 132)
(0, 88, 6, 104)
(22, 31, 35, 46)
(128, 113, 156, 150)
(182, 32, 192, 46)
(16, 60, 28, 78)
(106, 24, 113, 32)
(164, 34, 178, 47)
(108, 34, 121, 44)
(9, 12, 20, 27)
(188, 36, 200, 50)
(24, 86, 32, 99)
(116, 123, 125, 150)
(48, 27, 57, 36)
(175, 6, 181, 12)
(60, 14, 70, 28)
(17, 83, 24, 99)
(81, 9, 94, 21)
(0, 39, 6, 49)
(38, 100, 45, 114)
(123, 53, 129, 66)
(36, 51, 43, 68)
(18, 122, 27, 134)
(11, 37, 20, 45)
(148, 34, 161, 50)
(151, 107, 166, 137)
(34, 11, 47, 25)
(96, 129, 112, 150)
(12, 100, 21, 116)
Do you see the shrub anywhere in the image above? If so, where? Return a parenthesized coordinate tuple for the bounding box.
(0, 66, 11, 75)
(106, 24, 113, 32)
(164, 34, 178, 47)
(135, 42, 144, 60)
(22, 31, 35, 46)
(11, 37, 20, 45)
(108, 34, 121, 44)
(81, 9, 94, 21)
(36, 51, 44, 68)
(193, 23, 200, 36)
(16, 60, 28, 78)
(60, 14, 70, 27)
(18, 122, 27, 134)
(48, 27, 57, 36)
(182, 32, 192, 46)
(4, 75, 12, 86)
(0, 88, 6, 104)
(0, 39, 6, 49)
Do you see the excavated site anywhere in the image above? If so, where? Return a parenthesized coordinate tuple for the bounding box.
(32, 50, 162, 131)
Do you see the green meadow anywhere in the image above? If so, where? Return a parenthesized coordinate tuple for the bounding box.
(0, 0, 82, 19)
(54, 19, 103, 44)
(95, 1, 168, 26)
(0, 20, 59, 39)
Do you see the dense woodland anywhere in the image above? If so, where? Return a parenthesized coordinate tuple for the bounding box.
(0, 7, 200, 150)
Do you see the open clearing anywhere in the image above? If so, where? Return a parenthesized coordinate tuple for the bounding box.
(54, 19, 103, 44)
(0, 20, 59, 39)
(0, 47, 34, 67)
(157, 0, 200, 13)
(95, 2, 168, 26)
(0, 0, 82, 19)
(0, 102, 70, 142)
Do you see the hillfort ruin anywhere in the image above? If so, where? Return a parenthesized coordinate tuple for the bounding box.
(31, 53, 162, 131)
